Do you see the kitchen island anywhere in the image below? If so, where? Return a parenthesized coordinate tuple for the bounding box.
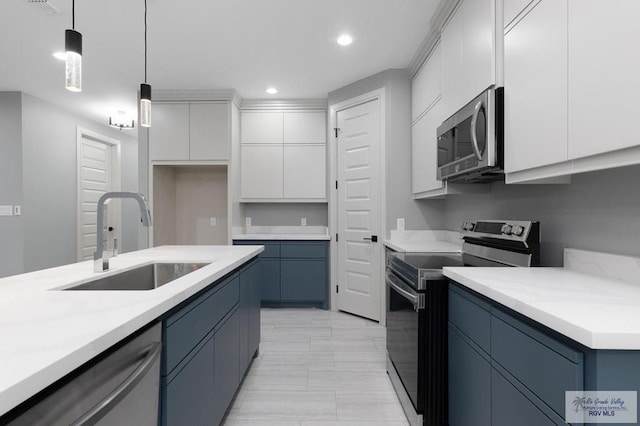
(0, 245, 263, 421)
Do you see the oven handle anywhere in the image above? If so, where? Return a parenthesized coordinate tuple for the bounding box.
(386, 271, 424, 311)
(470, 100, 484, 161)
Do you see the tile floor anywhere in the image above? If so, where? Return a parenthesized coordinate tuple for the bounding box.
(223, 308, 409, 426)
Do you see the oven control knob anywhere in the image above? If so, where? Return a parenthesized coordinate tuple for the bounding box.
(512, 225, 525, 236)
(501, 224, 513, 235)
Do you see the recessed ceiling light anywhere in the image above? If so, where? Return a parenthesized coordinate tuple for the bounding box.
(337, 34, 353, 46)
(266, 87, 278, 95)
(53, 51, 66, 60)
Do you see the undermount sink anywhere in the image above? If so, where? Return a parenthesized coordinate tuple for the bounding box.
(65, 262, 210, 291)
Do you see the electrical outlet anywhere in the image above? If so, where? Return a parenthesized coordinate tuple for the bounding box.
(210, 217, 217, 226)
(397, 218, 405, 231)
(245, 217, 252, 226)
(301, 217, 307, 226)
(14, 205, 21, 216)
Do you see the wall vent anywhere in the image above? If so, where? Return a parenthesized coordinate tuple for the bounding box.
(25, 0, 59, 15)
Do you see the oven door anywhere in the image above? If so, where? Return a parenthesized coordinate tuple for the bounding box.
(386, 270, 424, 414)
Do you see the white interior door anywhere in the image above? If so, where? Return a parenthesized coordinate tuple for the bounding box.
(336, 99, 382, 321)
(77, 131, 120, 261)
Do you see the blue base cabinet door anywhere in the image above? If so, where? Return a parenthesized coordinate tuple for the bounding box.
(261, 259, 281, 302)
(239, 259, 261, 375)
(212, 309, 240, 425)
(448, 325, 491, 426)
(281, 259, 327, 304)
(164, 334, 215, 426)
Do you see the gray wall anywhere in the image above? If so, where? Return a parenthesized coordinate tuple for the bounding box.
(244, 203, 329, 226)
(15, 93, 139, 273)
(328, 69, 446, 235)
(0, 93, 24, 277)
(443, 164, 640, 266)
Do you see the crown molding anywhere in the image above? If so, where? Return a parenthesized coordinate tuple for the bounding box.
(240, 98, 328, 111)
(152, 89, 240, 103)
(408, 0, 461, 78)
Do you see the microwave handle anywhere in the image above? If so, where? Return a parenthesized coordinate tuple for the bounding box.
(470, 100, 484, 161)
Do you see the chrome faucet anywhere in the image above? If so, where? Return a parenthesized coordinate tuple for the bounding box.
(94, 192, 152, 272)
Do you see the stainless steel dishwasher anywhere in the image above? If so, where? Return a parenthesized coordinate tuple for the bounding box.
(5, 323, 161, 426)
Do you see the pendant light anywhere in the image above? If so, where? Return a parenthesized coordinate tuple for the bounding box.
(65, 0, 82, 92)
(140, 0, 151, 128)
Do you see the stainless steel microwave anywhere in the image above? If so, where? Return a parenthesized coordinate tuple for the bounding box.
(437, 87, 504, 182)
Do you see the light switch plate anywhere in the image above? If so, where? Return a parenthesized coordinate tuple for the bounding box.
(14, 205, 21, 216)
(301, 217, 307, 226)
(397, 218, 405, 231)
(210, 217, 217, 226)
(0, 205, 13, 216)
(245, 217, 252, 226)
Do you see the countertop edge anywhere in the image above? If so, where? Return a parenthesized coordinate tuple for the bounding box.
(232, 234, 331, 241)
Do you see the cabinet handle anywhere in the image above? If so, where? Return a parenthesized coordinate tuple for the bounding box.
(470, 100, 484, 161)
(69, 341, 161, 426)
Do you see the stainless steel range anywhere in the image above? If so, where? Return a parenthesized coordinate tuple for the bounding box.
(386, 220, 540, 426)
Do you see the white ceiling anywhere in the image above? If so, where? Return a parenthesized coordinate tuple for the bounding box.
(0, 0, 439, 125)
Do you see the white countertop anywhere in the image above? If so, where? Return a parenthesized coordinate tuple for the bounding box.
(0, 245, 263, 417)
(384, 230, 463, 253)
(443, 249, 640, 350)
(232, 226, 330, 241)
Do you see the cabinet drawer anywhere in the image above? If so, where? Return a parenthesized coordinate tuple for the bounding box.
(448, 285, 491, 354)
(164, 275, 240, 374)
(234, 240, 280, 258)
(491, 312, 583, 417)
(281, 242, 327, 259)
(491, 367, 558, 426)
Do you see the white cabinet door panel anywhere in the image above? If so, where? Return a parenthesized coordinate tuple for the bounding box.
(283, 112, 326, 144)
(241, 146, 283, 199)
(412, 42, 442, 122)
(441, 6, 465, 119)
(190, 103, 229, 160)
(412, 101, 445, 194)
(504, 0, 568, 173)
(283, 145, 326, 199)
(149, 103, 190, 161)
(241, 112, 283, 144)
(464, 0, 495, 99)
(568, 0, 640, 160)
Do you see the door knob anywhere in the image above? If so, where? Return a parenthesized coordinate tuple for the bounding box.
(363, 235, 378, 242)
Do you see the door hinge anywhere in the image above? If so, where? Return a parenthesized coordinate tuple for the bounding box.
(335, 180, 338, 189)
(336, 233, 339, 242)
(334, 127, 340, 138)
(336, 284, 339, 293)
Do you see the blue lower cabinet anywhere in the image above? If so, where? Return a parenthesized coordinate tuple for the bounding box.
(213, 309, 240, 426)
(281, 259, 327, 305)
(164, 333, 215, 426)
(161, 257, 261, 426)
(260, 259, 281, 302)
(234, 240, 328, 309)
(448, 325, 491, 426)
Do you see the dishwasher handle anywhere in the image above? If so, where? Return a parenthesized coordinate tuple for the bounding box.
(70, 341, 161, 426)
(386, 271, 424, 311)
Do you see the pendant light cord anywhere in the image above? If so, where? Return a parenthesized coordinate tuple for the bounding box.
(72, 0, 75, 29)
(144, 0, 148, 83)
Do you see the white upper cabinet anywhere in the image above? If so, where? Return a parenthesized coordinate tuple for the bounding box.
(240, 110, 326, 201)
(149, 102, 229, 161)
(149, 103, 190, 161)
(190, 103, 229, 160)
(504, 0, 568, 173)
(240, 112, 283, 144)
(412, 43, 442, 122)
(567, 0, 640, 160)
(412, 101, 445, 195)
(504, 0, 533, 27)
(504, 0, 640, 183)
(283, 112, 326, 144)
(441, 0, 499, 119)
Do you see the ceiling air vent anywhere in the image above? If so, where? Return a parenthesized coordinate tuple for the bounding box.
(25, 0, 60, 15)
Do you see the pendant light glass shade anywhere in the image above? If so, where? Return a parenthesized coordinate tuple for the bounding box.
(140, 83, 151, 128)
(65, 29, 82, 92)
